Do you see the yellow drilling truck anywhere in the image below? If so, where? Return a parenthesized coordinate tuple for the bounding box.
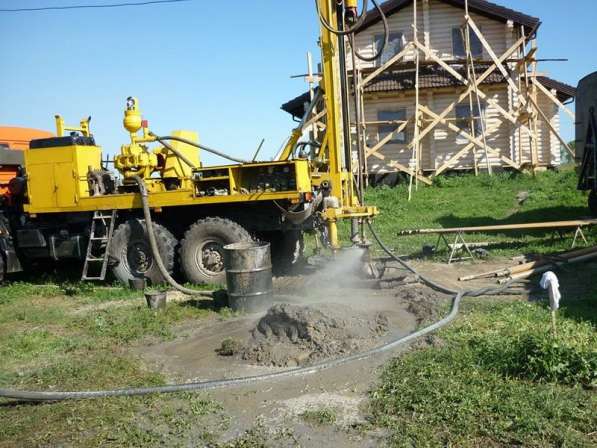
(0, 0, 381, 286)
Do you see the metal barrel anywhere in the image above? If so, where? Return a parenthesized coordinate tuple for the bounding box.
(224, 242, 273, 313)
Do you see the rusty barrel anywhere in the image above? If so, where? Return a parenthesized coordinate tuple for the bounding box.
(224, 242, 273, 313)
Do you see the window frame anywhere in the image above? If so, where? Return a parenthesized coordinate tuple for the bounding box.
(377, 109, 408, 145)
(455, 103, 486, 144)
(374, 32, 404, 66)
(451, 26, 483, 59)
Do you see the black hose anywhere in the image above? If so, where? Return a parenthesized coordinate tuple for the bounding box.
(315, 0, 390, 62)
(133, 176, 214, 298)
(152, 134, 248, 164)
(367, 222, 458, 295)
(315, 0, 370, 36)
(0, 221, 518, 402)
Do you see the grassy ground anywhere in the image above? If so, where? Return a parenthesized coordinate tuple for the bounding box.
(0, 168, 595, 446)
(365, 167, 595, 257)
(369, 291, 597, 447)
(0, 280, 236, 447)
(362, 169, 597, 447)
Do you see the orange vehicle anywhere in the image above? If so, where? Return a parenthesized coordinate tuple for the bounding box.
(0, 127, 53, 197)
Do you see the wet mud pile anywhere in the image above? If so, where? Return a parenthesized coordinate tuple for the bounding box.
(222, 303, 390, 367)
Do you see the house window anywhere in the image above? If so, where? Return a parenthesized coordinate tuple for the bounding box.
(452, 27, 483, 58)
(378, 109, 407, 144)
(374, 32, 404, 66)
(455, 104, 485, 144)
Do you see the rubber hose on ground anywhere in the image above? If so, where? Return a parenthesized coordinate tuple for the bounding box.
(0, 224, 518, 401)
(133, 176, 214, 298)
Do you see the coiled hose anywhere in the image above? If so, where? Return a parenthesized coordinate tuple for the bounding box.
(315, 0, 390, 63)
(0, 218, 518, 401)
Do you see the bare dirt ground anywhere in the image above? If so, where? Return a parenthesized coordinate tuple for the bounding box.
(128, 252, 549, 446)
(133, 255, 480, 446)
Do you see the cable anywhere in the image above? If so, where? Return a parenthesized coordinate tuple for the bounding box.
(133, 176, 214, 298)
(151, 134, 248, 164)
(0, 0, 190, 13)
(0, 222, 518, 402)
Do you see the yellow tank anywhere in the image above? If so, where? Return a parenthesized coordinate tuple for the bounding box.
(158, 130, 201, 179)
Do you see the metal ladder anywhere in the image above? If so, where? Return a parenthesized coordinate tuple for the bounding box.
(81, 210, 117, 281)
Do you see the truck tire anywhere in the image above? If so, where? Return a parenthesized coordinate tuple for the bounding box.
(180, 217, 252, 285)
(110, 218, 177, 286)
(590, 190, 597, 217)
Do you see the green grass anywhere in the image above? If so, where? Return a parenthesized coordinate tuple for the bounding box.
(0, 169, 595, 446)
(300, 407, 338, 426)
(0, 280, 233, 447)
(362, 168, 594, 257)
(358, 169, 597, 447)
(370, 297, 597, 447)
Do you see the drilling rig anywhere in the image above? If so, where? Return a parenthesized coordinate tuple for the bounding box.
(0, 0, 384, 286)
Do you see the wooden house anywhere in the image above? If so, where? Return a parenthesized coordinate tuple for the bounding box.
(282, 0, 576, 184)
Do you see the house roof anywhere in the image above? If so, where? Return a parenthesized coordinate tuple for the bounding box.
(536, 76, 577, 103)
(359, 0, 541, 35)
(280, 70, 576, 119)
(363, 63, 505, 93)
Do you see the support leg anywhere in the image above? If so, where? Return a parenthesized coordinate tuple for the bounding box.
(572, 226, 589, 248)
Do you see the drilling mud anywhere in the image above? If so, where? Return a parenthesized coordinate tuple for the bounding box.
(229, 303, 390, 367)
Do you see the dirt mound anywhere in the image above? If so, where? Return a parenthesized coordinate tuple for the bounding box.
(396, 286, 446, 324)
(225, 303, 390, 367)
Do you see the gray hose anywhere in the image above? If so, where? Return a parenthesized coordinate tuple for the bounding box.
(153, 134, 248, 164)
(0, 222, 517, 402)
(133, 176, 214, 298)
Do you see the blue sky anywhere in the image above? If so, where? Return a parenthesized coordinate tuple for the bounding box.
(0, 0, 595, 163)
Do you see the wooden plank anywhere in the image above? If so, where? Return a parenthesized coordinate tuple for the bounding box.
(466, 15, 525, 106)
(303, 110, 327, 129)
(419, 105, 520, 170)
(361, 42, 413, 87)
(365, 117, 411, 160)
(527, 94, 575, 157)
(408, 36, 528, 151)
(432, 142, 475, 177)
(397, 220, 597, 235)
(388, 160, 433, 185)
(532, 78, 575, 120)
(431, 124, 499, 177)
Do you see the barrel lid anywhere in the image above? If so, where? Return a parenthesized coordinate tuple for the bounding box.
(224, 242, 269, 251)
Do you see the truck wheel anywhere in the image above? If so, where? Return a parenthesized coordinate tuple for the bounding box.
(180, 217, 252, 285)
(589, 190, 597, 217)
(269, 230, 303, 275)
(110, 219, 177, 286)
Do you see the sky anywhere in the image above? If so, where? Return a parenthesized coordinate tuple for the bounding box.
(1, 0, 595, 164)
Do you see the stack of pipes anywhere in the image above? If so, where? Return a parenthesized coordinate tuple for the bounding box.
(459, 246, 597, 283)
